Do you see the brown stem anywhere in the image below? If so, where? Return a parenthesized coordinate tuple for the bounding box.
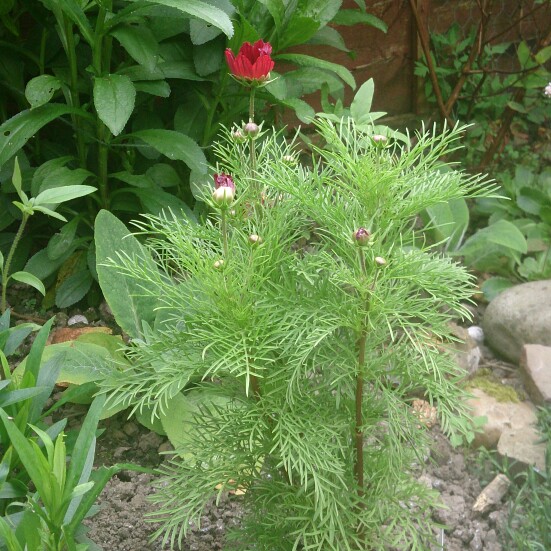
(409, 0, 454, 127)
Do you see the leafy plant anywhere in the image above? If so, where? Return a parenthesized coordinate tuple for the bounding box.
(0, 395, 148, 550)
(96, 95, 495, 548)
(0, 0, 386, 309)
(457, 164, 551, 299)
(0, 159, 95, 313)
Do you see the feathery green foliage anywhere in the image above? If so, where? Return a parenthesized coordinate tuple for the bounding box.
(101, 118, 495, 549)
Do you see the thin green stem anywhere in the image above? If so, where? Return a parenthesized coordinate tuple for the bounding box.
(1, 214, 29, 314)
(221, 208, 229, 259)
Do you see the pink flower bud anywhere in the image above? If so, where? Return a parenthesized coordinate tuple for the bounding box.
(231, 128, 246, 142)
(353, 227, 371, 246)
(249, 234, 263, 245)
(214, 173, 235, 190)
(243, 121, 260, 138)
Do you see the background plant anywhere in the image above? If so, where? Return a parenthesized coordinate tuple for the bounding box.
(0, 0, 386, 310)
(96, 103, 495, 549)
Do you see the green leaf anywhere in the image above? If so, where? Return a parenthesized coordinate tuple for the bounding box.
(55, 270, 94, 308)
(47, 218, 79, 260)
(94, 210, 158, 339)
(190, 0, 234, 45)
(11, 156, 27, 203)
(0, 104, 84, 170)
(307, 26, 349, 52)
(132, 187, 196, 220)
(350, 78, 375, 122)
(275, 53, 356, 89)
(133, 80, 171, 97)
(9, 271, 46, 296)
(93, 74, 136, 137)
(25, 75, 62, 109)
(63, 395, 105, 504)
(332, 10, 388, 32)
(535, 44, 551, 64)
(34, 184, 96, 205)
(110, 24, 159, 73)
(516, 187, 548, 216)
(25, 317, 54, 383)
(0, 409, 52, 505)
(46, 0, 94, 45)
(129, 129, 207, 173)
(149, 0, 233, 38)
(425, 197, 470, 252)
(481, 277, 515, 301)
(119, 61, 204, 82)
(159, 388, 233, 453)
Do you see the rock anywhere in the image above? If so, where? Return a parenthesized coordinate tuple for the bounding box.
(482, 280, 551, 362)
(466, 388, 538, 448)
(433, 494, 466, 529)
(447, 322, 481, 376)
(68, 314, 89, 326)
(497, 426, 546, 473)
(467, 325, 484, 344)
(520, 344, 551, 405)
(472, 474, 511, 514)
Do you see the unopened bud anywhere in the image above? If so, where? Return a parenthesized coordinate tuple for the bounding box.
(371, 134, 387, 145)
(212, 186, 235, 206)
(353, 227, 370, 246)
(213, 259, 225, 269)
(375, 256, 387, 267)
(249, 234, 263, 245)
(243, 121, 260, 138)
(231, 128, 246, 142)
(282, 154, 297, 165)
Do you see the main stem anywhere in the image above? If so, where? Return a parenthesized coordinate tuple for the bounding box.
(1, 214, 29, 315)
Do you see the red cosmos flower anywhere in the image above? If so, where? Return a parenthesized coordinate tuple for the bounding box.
(225, 40, 274, 84)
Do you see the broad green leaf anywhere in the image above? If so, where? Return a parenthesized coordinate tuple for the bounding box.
(55, 270, 94, 308)
(25, 317, 54, 383)
(119, 61, 204, 82)
(110, 24, 159, 73)
(132, 187, 196, 220)
(47, 218, 79, 260)
(193, 37, 225, 76)
(25, 75, 62, 109)
(32, 205, 67, 221)
(0, 104, 84, 170)
(34, 166, 93, 197)
(34, 184, 96, 205)
(25, 245, 83, 281)
(482, 219, 528, 253)
(0, 516, 23, 551)
(257, 0, 284, 30)
(332, 10, 388, 32)
(44, 0, 94, 45)
(11, 157, 27, 203)
(129, 129, 207, 173)
(9, 271, 46, 296)
(350, 78, 375, 122)
(0, 386, 45, 408)
(307, 26, 349, 52)
(160, 388, 233, 453)
(480, 277, 515, 301)
(149, 0, 233, 38)
(275, 53, 356, 89)
(93, 74, 136, 137)
(281, 98, 316, 123)
(516, 187, 548, 215)
(146, 163, 181, 188)
(95, 210, 158, 339)
(535, 45, 551, 65)
(133, 80, 171, 97)
(425, 198, 469, 252)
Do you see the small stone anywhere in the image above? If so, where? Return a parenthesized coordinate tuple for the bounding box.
(520, 344, 551, 405)
(158, 440, 174, 454)
(497, 425, 546, 473)
(122, 422, 139, 437)
(68, 314, 88, 326)
(467, 325, 484, 344)
(472, 473, 511, 514)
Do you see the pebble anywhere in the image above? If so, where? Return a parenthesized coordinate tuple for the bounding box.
(467, 325, 484, 343)
(67, 314, 88, 326)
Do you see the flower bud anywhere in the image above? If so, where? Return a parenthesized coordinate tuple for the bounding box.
(249, 234, 263, 245)
(353, 227, 371, 246)
(375, 256, 387, 267)
(231, 128, 246, 142)
(213, 259, 224, 269)
(371, 134, 387, 144)
(282, 154, 297, 165)
(243, 121, 260, 138)
(212, 186, 235, 206)
(212, 173, 236, 207)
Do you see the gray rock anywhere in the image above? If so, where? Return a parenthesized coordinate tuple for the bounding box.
(520, 344, 551, 405)
(67, 314, 88, 326)
(482, 280, 551, 362)
(497, 426, 546, 473)
(466, 388, 538, 448)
